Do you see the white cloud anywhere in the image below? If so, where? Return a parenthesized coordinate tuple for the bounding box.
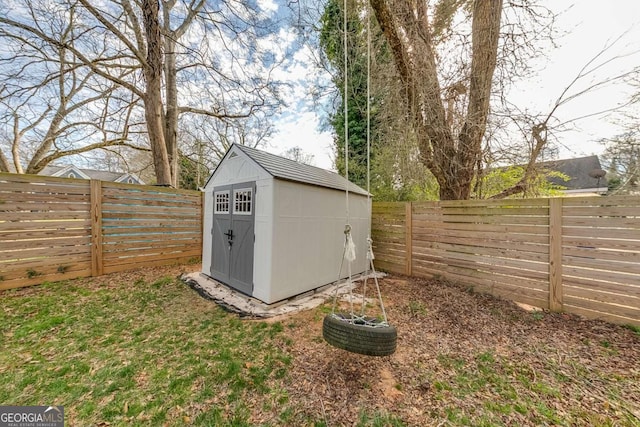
(266, 111, 335, 170)
(257, 0, 278, 14)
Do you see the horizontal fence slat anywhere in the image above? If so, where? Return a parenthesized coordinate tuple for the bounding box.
(412, 220, 549, 236)
(0, 268, 93, 291)
(0, 235, 92, 251)
(0, 254, 92, 272)
(563, 295, 640, 322)
(413, 230, 550, 249)
(0, 228, 91, 241)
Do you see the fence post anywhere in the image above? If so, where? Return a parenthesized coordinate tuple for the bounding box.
(405, 201, 412, 276)
(90, 179, 104, 276)
(549, 198, 563, 311)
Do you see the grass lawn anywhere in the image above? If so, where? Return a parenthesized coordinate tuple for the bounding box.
(1, 264, 639, 426)
(0, 266, 293, 426)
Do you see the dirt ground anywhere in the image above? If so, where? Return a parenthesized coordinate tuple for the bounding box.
(275, 274, 640, 426)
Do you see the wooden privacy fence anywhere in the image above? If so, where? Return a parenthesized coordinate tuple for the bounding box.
(372, 197, 640, 326)
(0, 173, 202, 291)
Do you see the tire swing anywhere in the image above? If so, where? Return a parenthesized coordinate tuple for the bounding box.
(322, 0, 396, 357)
(322, 229, 397, 356)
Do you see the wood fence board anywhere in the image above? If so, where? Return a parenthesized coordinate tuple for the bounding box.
(1, 260, 92, 281)
(562, 276, 640, 297)
(413, 230, 549, 245)
(562, 195, 638, 207)
(102, 258, 199, 275)
(563, 206, 640, 217)
(101, 182, 199, 196)
(103, 238, 202, 252)
(564, 285, 640, 308)
(101, 211, 199, 221)
(563, 295, 640, 321)
(102, 232, 201, 244)
(0, 181, 91, 195)
(411, 265, 549, 308)
(435, 214, 549, 225)
(396, 263, 549, 294)
(411, 239, 549, 263)
(562, 304, 640, 327)
(562, 265, 638, 286)
(371, 235, 405, 245)
(0, 235, 92, 251)
(2, 211, 91, 221)
(412, 220, 550, 236)
(562, 236, 640, 252)
(0, 202, 91, 212)
(413, 231, 550, 253)
(104, 247, 201, 263)
(563, 247, 640, 263)
(0, 244, 90, 262)
(437, 207, 549, 216)
(0, 268, 93, 291)
(373, 260, 406, 275)
(101, 205, 199, 216)
(562, 216, 640, 228)
(411, 244, 549, 274)
(413, 198, 550, 209)
(103, 244, 200, 260)
(417, 262, 549, 292)
(562, 227, 638, 240)
(0, 228, 90, 241)
(0, 219, 91, 230)
(102, 218, 200, 226)
(1, 253, 91, 272)
(562, 256, 640, 275)
(412, 253, 549, 283)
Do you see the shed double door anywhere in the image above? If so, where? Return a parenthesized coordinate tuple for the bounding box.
(211, 182, 255, 295)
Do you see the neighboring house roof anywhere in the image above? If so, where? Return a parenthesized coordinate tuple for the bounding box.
(208, 144, 369, 196)
(39, 165, 145, 184)
(539, 155, 607, 193)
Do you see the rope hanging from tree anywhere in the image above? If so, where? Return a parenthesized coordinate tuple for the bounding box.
(322, 0, 397, 357)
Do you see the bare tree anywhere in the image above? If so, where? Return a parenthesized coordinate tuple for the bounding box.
(0, 3, 145, 174)
(281, 146, 315, 165)
(489, 35, 640, 199)
(0, 0, 285, 186)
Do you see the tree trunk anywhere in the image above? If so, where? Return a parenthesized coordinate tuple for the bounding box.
(142, 0, 172, 186)
(164, 36, 179, 188)
(371, 0, 503, 200)
(0, 146, 10, 172)
(456, 0, 503, 199)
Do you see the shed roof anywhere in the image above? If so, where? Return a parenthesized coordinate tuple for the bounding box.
(210, 144, 369, 196)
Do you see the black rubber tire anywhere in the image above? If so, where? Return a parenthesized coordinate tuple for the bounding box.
(323, 313, 397, 357)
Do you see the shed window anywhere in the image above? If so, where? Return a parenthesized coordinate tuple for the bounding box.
(233, 188, 252, 215)
(68, 172, 77, 178)
(214, 191, 230, 214)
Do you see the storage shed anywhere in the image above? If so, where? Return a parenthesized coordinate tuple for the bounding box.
(202, 144, 370, 305)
